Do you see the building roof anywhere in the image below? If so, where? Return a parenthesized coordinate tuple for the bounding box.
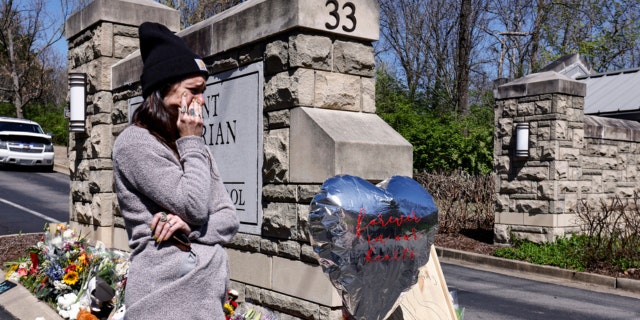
(577, 68, 640, 120)
(539, 53, 592, 79)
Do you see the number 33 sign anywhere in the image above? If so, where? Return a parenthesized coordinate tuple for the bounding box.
(325, 0, 357, 32)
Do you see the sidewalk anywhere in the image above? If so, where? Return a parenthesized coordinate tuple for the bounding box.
(53, 145, 69, 175)
(0, 268, 62, 319)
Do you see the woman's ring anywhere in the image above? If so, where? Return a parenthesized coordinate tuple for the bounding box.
(160, 212, 168, 222)
(180, 108, 187, 114)
(190, 109, 195, 116)
(167, 221, 174, 227)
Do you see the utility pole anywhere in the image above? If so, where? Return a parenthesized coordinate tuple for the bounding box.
(497, 31, 530, 80)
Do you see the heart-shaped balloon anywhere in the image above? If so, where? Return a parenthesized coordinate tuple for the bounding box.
(309, 175, 438, 319)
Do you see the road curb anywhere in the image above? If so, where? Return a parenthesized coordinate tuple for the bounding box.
(53, 145, 69, 175)
(436, 246, 640, 294)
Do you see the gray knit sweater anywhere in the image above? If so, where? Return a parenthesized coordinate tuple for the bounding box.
(112, 125, 239, 320)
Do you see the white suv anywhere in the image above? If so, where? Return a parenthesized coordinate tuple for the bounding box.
(0, 117, 55, 171)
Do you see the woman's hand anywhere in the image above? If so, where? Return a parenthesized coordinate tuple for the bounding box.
(177, 92, 204, 137)
(151, 211, 192, 242)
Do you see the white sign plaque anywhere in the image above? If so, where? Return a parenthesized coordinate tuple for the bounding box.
(203, 62, 263, 234)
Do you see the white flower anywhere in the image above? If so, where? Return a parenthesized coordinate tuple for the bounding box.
(56, 292, 88, 320)
(115, 261, 130, 277)
(54, 280, 71, 291)
(94, 241, 106, 250)
(57, 292, 76, 308)
(63, 229, 75, 239)
(50, 236, 63, 248)
(7, 271, 21, 282)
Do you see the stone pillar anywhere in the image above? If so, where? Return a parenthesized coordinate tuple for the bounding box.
(75, 0, 413, 318)
(64, 0, 180, 248)
(493, 71, 586, 243)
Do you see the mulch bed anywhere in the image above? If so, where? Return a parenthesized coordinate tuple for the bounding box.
(0, 233, 43, 268)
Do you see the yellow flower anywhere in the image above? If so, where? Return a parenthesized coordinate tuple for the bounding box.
(4, 264, 18, 280)
(63, 270, 79, 285)
(224, 303, 235, 316)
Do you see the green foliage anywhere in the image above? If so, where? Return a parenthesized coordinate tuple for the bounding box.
(494, 233, 640, 274)
(375, 69, 494, 174)
(574, 195, 640, 272)
(24, 104, 69, 146)
(0, 102, 16, 117)
(494, 236, 587, 271)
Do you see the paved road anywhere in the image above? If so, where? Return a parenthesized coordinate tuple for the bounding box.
(0, 306, 16, 320)
(0, 167, 69, 235)
(442, 262, 640, 319)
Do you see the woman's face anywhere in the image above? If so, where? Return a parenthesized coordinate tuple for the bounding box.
(163, 75, 207, 109)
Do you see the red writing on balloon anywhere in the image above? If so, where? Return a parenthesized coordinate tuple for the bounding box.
(356, 208, 422, 263)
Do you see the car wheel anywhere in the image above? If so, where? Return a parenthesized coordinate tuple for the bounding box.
(44, 164, 54, 172)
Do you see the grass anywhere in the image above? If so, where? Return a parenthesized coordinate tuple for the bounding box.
(493, 234, 640, 275)
(494, 235, 587, 271)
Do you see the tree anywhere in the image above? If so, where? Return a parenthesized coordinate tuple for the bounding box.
(455, 0, 472, 115)
(539, 0, 640, 72)
(378, 0, 490, 115)
(156, 0, 243, 28)
(483, 0, 640, 78)
(378, 0, 440, 106)
(0, 0, 68, 119)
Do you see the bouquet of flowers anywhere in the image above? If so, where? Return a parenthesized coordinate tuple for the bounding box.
(224, 290, 278, 320)
(4, 224, 129, 320)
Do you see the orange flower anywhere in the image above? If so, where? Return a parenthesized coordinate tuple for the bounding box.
(78, 251, 89, 266)
(63, 270, 79, 285)
(77, 309, 99, 320)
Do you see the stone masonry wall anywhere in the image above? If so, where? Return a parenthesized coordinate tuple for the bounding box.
(580, 116, 640, 205)
(494, 71, 640, 244)
(109, 27, 376, 320)
(242, 33, 384, 320)
(494, 90, 585, 243)
(67, 22, 140, 249)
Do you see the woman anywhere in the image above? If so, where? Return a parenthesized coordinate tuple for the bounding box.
(112, 22, 239, 320)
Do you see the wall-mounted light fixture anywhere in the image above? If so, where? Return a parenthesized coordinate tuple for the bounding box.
(68, 73, 87, 132)
(515, 122, 529, 158)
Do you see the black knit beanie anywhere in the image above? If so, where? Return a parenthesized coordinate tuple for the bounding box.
(139, 22, 209, 98)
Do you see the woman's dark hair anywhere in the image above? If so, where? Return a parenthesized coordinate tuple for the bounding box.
(131, 84, 179, 155)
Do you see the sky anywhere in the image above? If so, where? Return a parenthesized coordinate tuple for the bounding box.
(47, 1, 70, 58)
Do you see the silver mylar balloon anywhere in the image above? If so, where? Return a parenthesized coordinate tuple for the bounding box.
(309, 175, 438, 319)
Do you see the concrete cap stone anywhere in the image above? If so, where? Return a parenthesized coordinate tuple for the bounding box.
(584, 115, 640, 142)
(65, 0, 180, 40)
(495, 71, 587, 100)
(290, 107, 413, 183)
(112, 0, 379, 90)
